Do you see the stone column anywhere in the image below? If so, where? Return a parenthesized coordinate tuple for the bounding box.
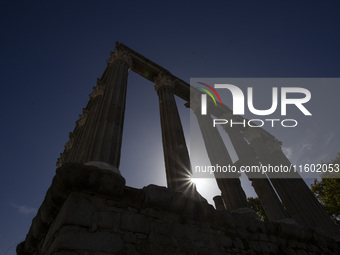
(155, 72, 195, 194)
(57, 76, 107, 168)
(64, 108, 89, 161)
(244, 128, 340, 238)
(191, 108, 250, 211)
(213, 195, 226, 210)
(56, 132, 75, 167)
(223, 126, 288, 221)
(66, 79, 105, 164)
(82, 48, 133, 173)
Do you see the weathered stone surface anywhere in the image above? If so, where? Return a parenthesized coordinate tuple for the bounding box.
(120, 212, 150, 234)
(119, 186, 145, 209)
(151, 220, 172, 235)
(42, 192, 96, 253)
(52, 252, 79, 255)
(121, 244, 140, 255)
(280, 221, 302, 239)
(218, 235, 233, 248)
(213, 195, 226, 211)
(40, 196, 59, 225)
(56, 163, 126, 198)
(18, 166, 340, 255)
(97, 211, 121, 231)
(16, 242, 26, 255)
(55, 192, 95, 229)
(19, 163, 126, 255)
(233, 237, 245, 249)
(173, 222, 197, 241)
(142, 184, 176, 210)
(47, 226, 123, 254)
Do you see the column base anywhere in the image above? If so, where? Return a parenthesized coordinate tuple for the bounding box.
(193, 191, 208, 203)
(233, 207, 260, 220)
(213, 195, 226, 210)
(276, 218, 298, 225)
(84, 161, 122, 175)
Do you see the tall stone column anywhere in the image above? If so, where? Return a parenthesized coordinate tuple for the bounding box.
(57, 64, 111, 167)
(67, 79, 105, 164)
(154, 72, 195, 195)
(223, 126, 288, 221)
(245, 128, 340, 238)
(191, 108, 250, 211)
(82, 48, 133, 173)
(64, 108, 88, 161)
(213, 195, 226, 210)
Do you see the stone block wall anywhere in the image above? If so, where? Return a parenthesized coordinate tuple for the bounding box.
(17, 163, 340, 255)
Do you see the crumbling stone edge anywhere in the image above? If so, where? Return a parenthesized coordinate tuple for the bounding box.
(17, 162, 126, 254)
(17, 162, 340, 254)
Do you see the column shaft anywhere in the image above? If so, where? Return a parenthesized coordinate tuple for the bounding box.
(213, 195, 226, 210)
(193, 111, 249, 210)
(225, 127, 288, 221)
(61, 67, 110, 166)
(70, 85, 103, 163)
(155, 73, 193, 193)
(84, 49, 132, 169)
(245, 129, 340, 237)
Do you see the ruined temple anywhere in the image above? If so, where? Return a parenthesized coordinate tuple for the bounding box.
(17, 43, 340, 255)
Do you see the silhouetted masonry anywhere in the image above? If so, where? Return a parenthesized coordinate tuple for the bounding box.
(18, 43, 339, 254)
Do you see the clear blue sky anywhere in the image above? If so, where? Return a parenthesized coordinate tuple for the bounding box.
(1, 1, 340, 254)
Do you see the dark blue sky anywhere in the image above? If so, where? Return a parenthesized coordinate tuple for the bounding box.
(1, 1, 340, 253)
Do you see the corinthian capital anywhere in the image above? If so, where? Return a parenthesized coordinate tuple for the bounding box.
(106, 48, 133, 67)
(154, 72, 176, 91)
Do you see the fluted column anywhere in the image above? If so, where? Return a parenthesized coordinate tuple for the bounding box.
(154, 72, 195, 194)
(66, 79, 105, 163)
(191, 107, 250, 211)
(56, 132, 75, 167)
(223, 126, 288, 221)
(82, 48, 132, 172)
(57, 64, 111, 168)
(64, 108, 89, 161)
(244, 128, 340, 238)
